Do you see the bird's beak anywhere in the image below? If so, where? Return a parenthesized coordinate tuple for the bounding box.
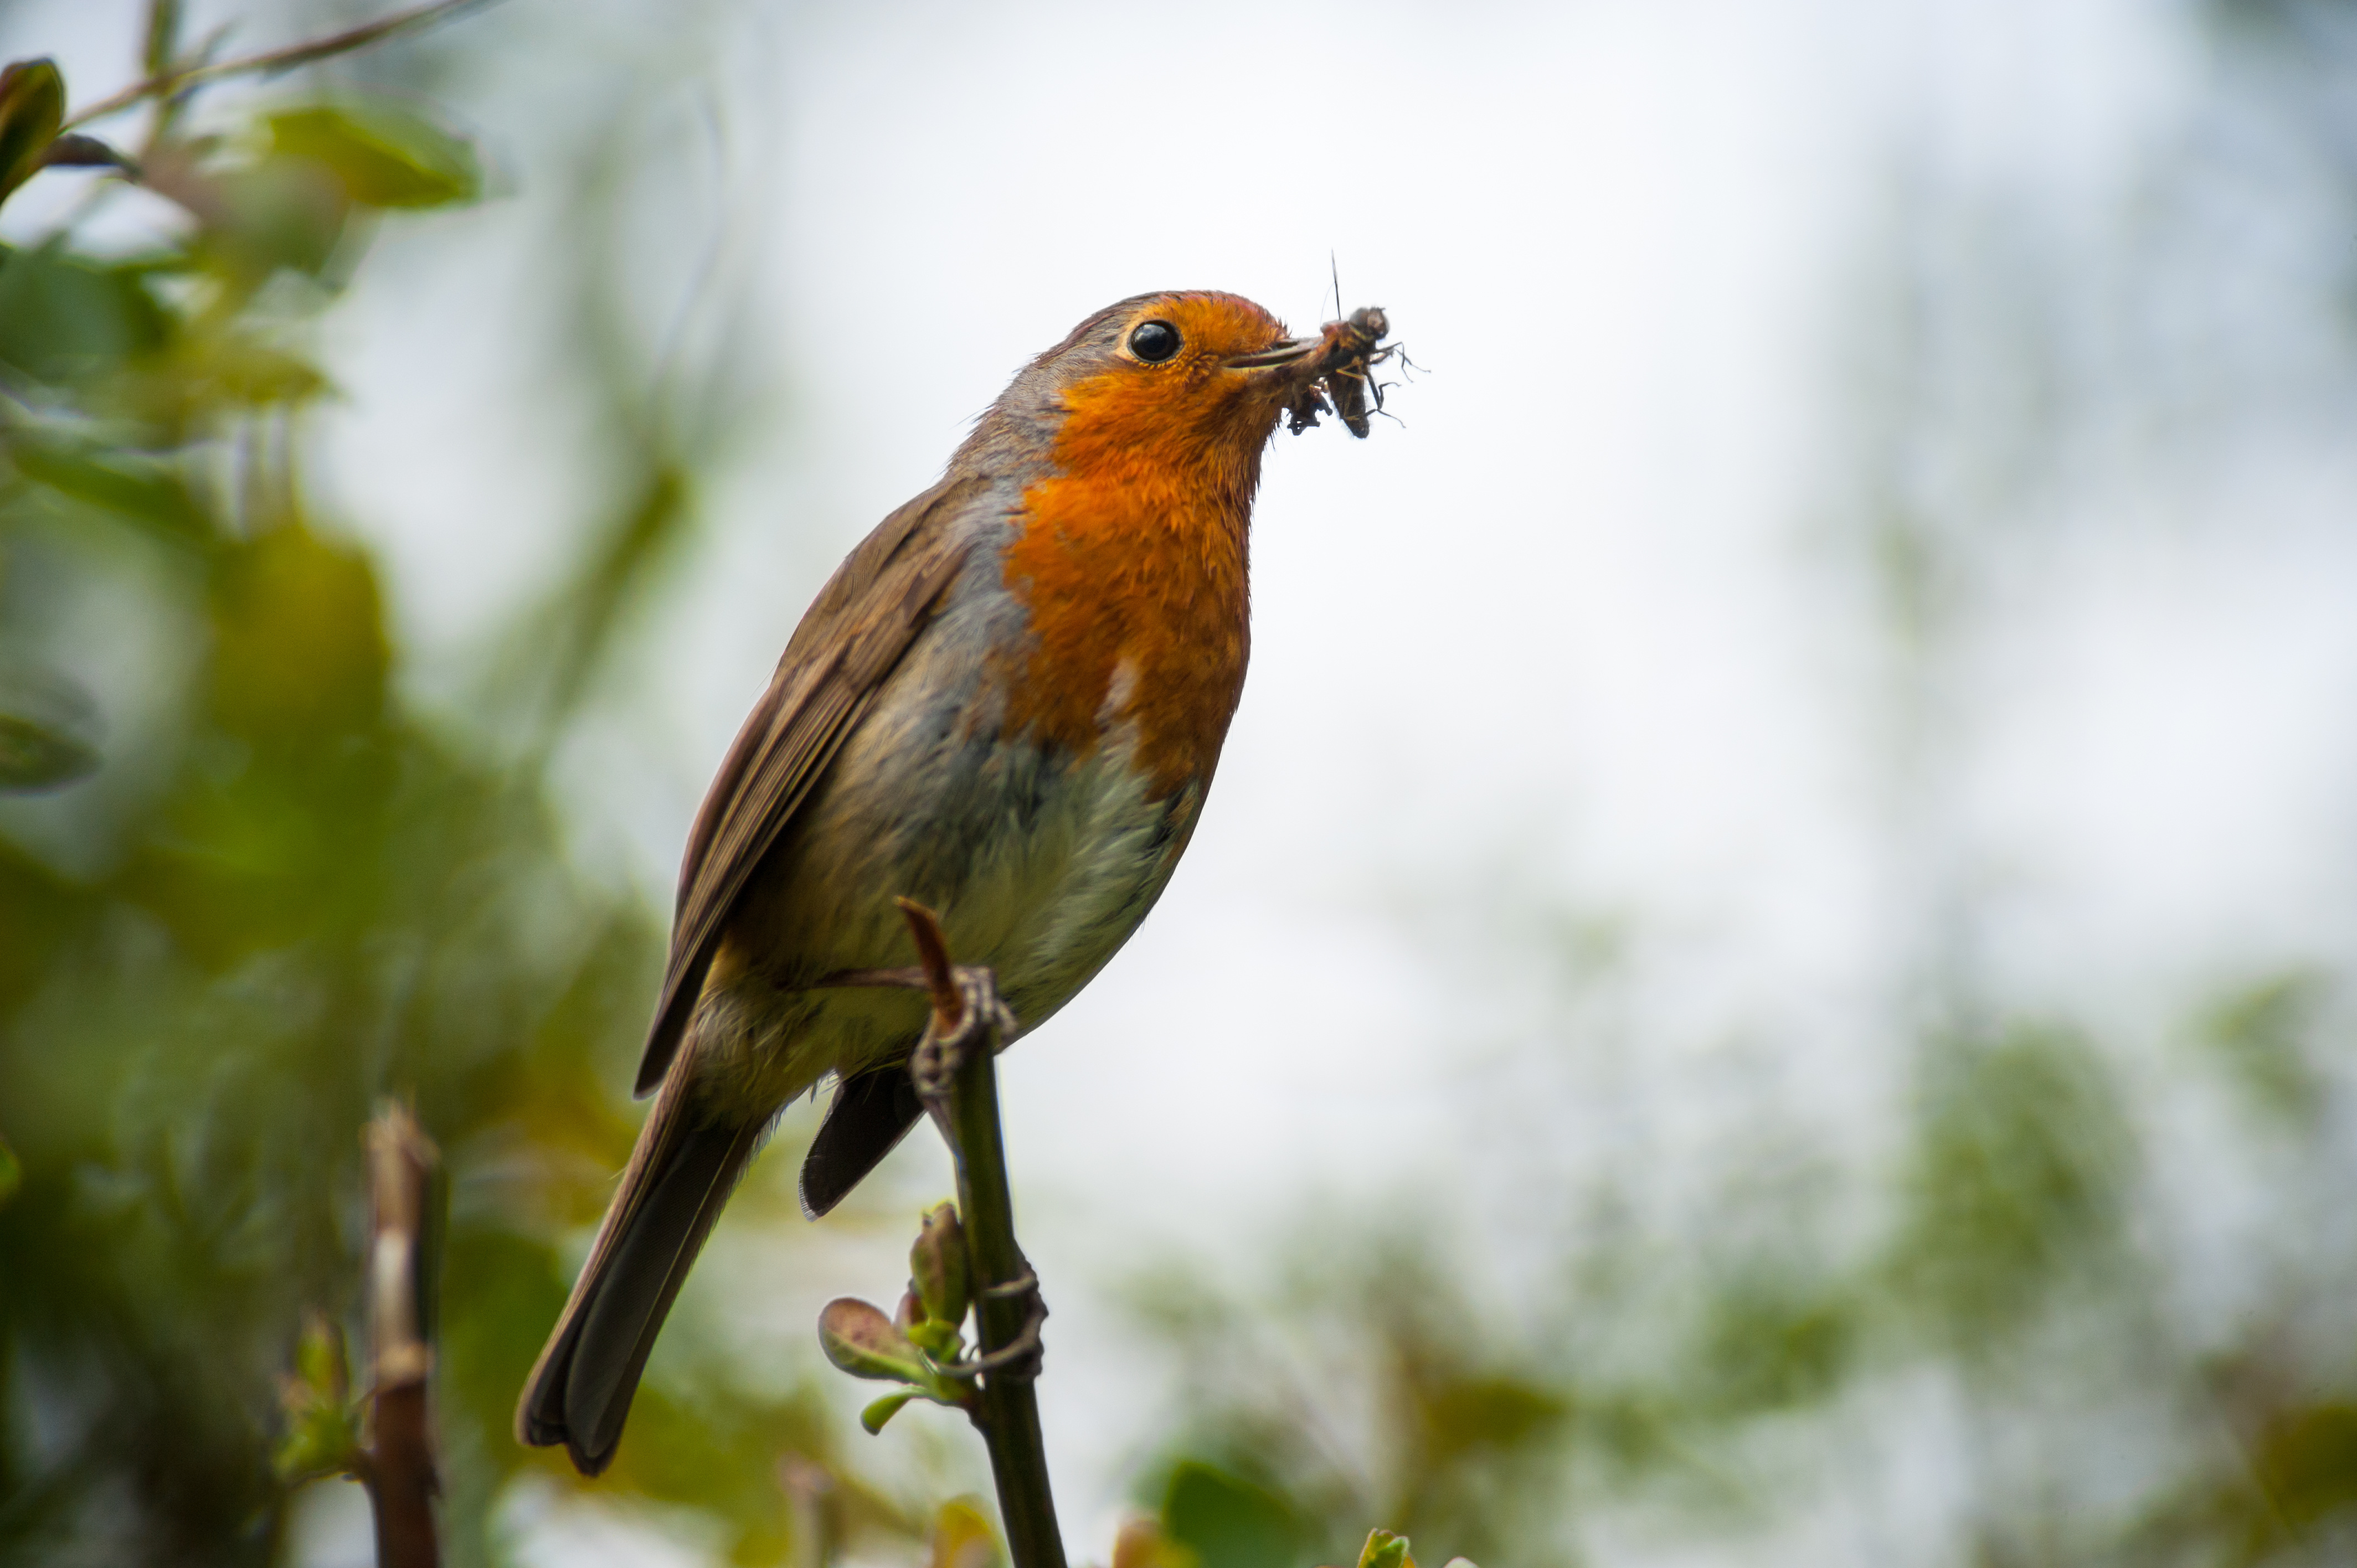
(1223, 337, 1318, 373)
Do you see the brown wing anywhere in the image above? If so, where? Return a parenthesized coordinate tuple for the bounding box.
(631, 472, 990, 1096)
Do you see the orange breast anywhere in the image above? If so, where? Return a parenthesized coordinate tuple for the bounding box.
(995, 364, 1265, 796)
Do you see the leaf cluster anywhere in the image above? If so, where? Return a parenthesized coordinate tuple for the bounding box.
(819, 1201, 983, 1435)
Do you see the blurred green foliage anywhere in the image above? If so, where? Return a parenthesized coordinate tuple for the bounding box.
(1124, 997, 2356, 1564)
(1886, 1023, 2130, 1350)
(1163, 1461, 1301, 1568)
(2202, 972, 2330, 1131)
(0, 11, 919, 1567)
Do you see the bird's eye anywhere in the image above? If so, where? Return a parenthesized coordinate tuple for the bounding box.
(1129, 320, 1181, 363)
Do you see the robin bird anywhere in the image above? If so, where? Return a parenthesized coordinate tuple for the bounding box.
(517, 290, 1379, 1475)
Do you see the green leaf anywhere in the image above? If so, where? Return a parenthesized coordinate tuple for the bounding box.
(201, 159, 351, 284)
(209, 527, 390, 740)
(1161, 1462, 1300, 1568)
(4, 429, 206, 537)
(2250, 1401, 2357, 1534)
(0, 712, 99, 790)
(1355, 1530, 1414, 1568)
(1418, 1373, 1568, 1454)
(0, 664, 101, 791)
(39, 133, 133, 174)
(819, 1296, 935, 1385)
(268, 101, 481, 209)
(928, 1501, 1003, 1568)
(860, 1390, 921, 1434)
(0, 58, 65, 203)
(293, 1313, 345, 1394)
(0, 1134, 20, 1208)
(819, 1296, 974, 1418)
(273, 1312, 359, 1483)
(0, 243, 168, 384)
(142, 1, 181, 77)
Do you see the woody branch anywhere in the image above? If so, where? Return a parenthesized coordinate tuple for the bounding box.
(360, 1105, 441, 1568)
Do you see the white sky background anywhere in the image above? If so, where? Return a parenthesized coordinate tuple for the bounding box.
(12, 0, 2357, 1561)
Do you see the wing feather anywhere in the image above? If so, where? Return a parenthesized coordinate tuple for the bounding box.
(632, 472, 990, 1096)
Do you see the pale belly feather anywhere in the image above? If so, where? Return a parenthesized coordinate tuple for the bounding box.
(681, 701, 1202, 1123)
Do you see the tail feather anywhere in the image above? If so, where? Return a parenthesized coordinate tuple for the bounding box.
(516, 1072, 764, 1474)
(800, 1063, 924, 1219)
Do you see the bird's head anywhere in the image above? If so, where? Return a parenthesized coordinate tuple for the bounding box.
(972, 291, 1320, 494)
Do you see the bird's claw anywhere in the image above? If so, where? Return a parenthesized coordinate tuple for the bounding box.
(955, 968, 1018, 1046)
(910, 965, 1015, 1098)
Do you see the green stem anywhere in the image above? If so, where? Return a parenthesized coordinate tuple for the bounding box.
(891, 899, 1066, 1566)
(943, 1023, 1066, 1568)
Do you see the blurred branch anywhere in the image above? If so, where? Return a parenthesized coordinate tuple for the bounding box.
(360, 1105, 442, 1568)
(63, 0, 505, 128)
(895, 901, 1067, 1568)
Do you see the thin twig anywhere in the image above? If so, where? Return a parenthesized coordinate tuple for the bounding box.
(63, 0, 503, 128)
(894, 902, 1067, 1568)
(363, 1105, 441, 1568)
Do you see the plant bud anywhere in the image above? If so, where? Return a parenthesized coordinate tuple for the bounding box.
(272, 1311, 359, 1482)
(909, 1200, 971, 1328)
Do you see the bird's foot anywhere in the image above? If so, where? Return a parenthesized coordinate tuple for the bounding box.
(910, 966, 1015, 1098)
